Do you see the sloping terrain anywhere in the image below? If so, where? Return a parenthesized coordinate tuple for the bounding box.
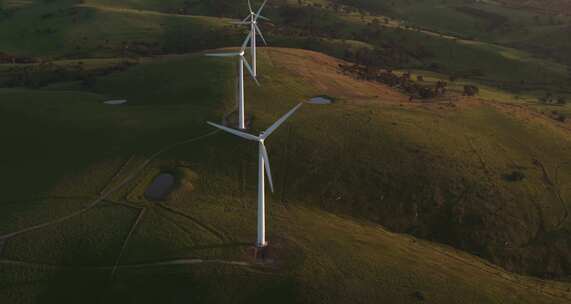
(1, 0, 571, 301)
(242, 48, 571, 279)
(0, 0, 237, 57)
(0, 48, 570, 303)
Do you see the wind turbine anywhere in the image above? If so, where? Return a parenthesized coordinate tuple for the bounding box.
(233, 0, 270, 77)
(207, 103, 303, 248)
(206, 32, 259, 130)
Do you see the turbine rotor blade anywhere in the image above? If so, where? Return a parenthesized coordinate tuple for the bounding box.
(230, 21, 250, 25)
(207, 122, 260, 141)
(241, 31, 253, 52)
(242, 15, 250, 22)
(206, 52, 241, 57)
(257, 15, 271, 21)
(247, 0, 253, 13)
(255, 24, 268, 45)
(261, 103, 303, 140)
(242, 58, 260, 86)
(260, 143, 274, 193)
(255, 0, 268, 20)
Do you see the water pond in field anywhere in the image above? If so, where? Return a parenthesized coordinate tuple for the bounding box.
(104, 99, 128, 105)
(307, 96, 334, 105)
(144, 173, 175, 201)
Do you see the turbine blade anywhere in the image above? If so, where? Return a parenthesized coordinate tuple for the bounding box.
(207, 122, 260, 141)
(255, 0, 268, 20)
(242, 15, 250, 23)
(261, 103, 303, 140)
(242, 58, 260, 86)
(260, 143, 274, 193)
(255, 24, 268, 45)
(247, 0, 253, 13)
(257, 15, 271, 21)
(206, 52, 241, 57)
(241, 31, 253, 52)
(230, 21, 250, 25)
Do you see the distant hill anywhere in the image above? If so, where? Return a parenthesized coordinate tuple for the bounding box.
(497, 0, 571, 15)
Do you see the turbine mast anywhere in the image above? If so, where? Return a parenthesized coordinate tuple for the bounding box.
(238, 56, 246, 130)
(251, 19, 257, 77)
(257, 141, 267, 247)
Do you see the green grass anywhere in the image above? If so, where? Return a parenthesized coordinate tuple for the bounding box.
(3, 3, 571, 301)
(0, 0, 235, 57)
(3, 202, 138, 266)
(0, 52, 234, 203)
(0, 9, 570, 301)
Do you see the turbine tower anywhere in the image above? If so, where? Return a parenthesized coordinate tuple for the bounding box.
(206, 33, 259, 130)
(207, 103, 303, 248)
(234, 0, 269, 77)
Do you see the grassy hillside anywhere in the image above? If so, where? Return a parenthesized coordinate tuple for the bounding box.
(239, 48, 571, 279)
(1, 0, 571, 302)
(0, 48, 570, 303)
(0, 0, 237, 57)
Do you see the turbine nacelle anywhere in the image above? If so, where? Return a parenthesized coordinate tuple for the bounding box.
(204, 31, 259, 86)
(207, 102, 303, 194)
(237, 0, 269, 25)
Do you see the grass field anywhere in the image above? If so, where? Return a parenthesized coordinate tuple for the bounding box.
(0, 0, 237, 57)
(0, 47, 570, 303)
(1, 0, 571, 302)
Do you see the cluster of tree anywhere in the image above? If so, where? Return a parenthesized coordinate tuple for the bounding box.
(338, 64, 448, 100)
(550, 110, 568, 123)
(463, 85, 480, 97)
(0, 53, 37, 64)
(539, 92, 567, 105)
(329, 0, 391, 15)
(166, 0, 244, 18)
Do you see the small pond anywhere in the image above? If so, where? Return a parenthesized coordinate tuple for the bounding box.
(307, 96, 334, 104)
(144, 173, 176, 201)
(104, 99, 128, 105)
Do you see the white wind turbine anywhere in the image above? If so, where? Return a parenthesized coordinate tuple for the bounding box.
(206, 32, 259, 130)
(233, 0, 270, 77)
(207, 103, 303, 248)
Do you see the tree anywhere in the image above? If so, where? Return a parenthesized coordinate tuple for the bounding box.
(463, 85, 479, 97)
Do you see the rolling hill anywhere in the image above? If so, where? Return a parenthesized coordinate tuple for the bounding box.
(0, 47, 570, 303)
(1, 0, 571, 302)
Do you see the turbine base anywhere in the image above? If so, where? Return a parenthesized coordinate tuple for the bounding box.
(252, 243, 270, 261)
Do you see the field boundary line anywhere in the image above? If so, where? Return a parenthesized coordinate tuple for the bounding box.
(157, 204, 227, 241)
(0, 130, 220, 241)
(110, 207, 146, 279)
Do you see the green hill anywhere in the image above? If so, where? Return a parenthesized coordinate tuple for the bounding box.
(0, 0, 237, 57)
(1, 0, 571, 302)
(0, 48, 570, 303)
